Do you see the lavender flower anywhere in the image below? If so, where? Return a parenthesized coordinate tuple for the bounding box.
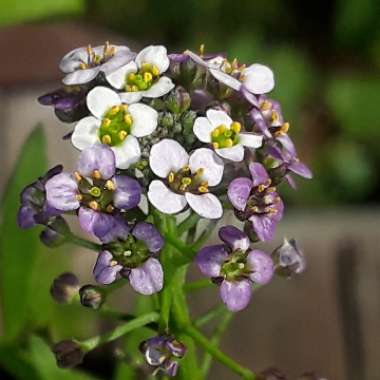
(228, 162, 284, 241)
(196, 225, 274, 311)
(148, 139, 224, 219)
(93, 222, 164, 295)
(45, 144, 141, 240)
(139, 335, 187, 377)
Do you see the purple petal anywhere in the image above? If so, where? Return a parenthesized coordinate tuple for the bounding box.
(276, 134, 296, 157)
(285, 174, 297, 189)
(17, 205, 36, 229)
(240, 86, 259, 107)
(98, 217, 130, 243)
(248, 163, 270, 187)
(93, 250, 122, 284)
(227, 177, 253, 211)
(45, 173, 79, 211)
(196, 244, 229, 278)
(164, 360, 179, 377)
(247, 250, 274, 284)
(250, 108, 271, 137)
(77, 144, 116, 179)
(132, 222, 164, 253)
(220, 279, 252, 312)
(169, 53, 189, 63)
(78, 207, 116, 240)
(249, 214, 278, 242)
(129, 258, 163, 295)
(218, 225, 249, 251)
(288, 160, 313, 179)
(113, 175, 142, 210)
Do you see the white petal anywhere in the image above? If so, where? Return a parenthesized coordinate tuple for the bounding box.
(184, 50, 208, 67)
(216, 145, 245, 162)
(86, 86, 121, 119)
(189, 148, 224, 186)
(193, 117, 213, 143)
(59, 47, 88, 73)
(135, 45, 170, 73)
(239, 133, 263, 148)
(148, 180, 187, 214)
(206, 109, 233, 128)
(207, 56, 225, 69)
(129, 258, 163, 295)
(71, 116, 100, 151)
(129, 103, 158, 137)
(112, 135, 141, 169)
(210, 68, 241, 91)
(62, 68, 99, 85)
(243, 64, 275, 94)
(149, 139, 189, 178)
(143, 76, 175, 98)
(119, 91, 143, 104)
(185, 193, 223, 219)
(106, 61, 137, 90)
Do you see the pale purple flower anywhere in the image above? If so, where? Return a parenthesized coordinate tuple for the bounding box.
(147, 139, 224, 219)
(93, 222, 164, 295)
(60, 43, 135, 85)
(139, 335, 187, 377)
(193, 109, 262, 162)
(106, 45, 175, 103)
(228, 162, 284, 242)
(71, 86, 158, 169)
(45, 144, 141, 240)
(196, 225, 274, 312)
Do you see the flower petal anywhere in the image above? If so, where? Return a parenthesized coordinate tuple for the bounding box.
(206, 109, 233, 128)
(78, 207, 116, 239)
(185, 193, 223, 219)
(77, 144, 115, 179)
(112, 135, 141, 169)
(113, 175, 142, 209)
(93, 250, 122, 285)
(288, 161, 313, 179)
(239, 133, 263, 148)
(86, 86, 121, 119)
(135, 45, 170, 73)
(227, 177, 253, 211)
(129, 258, 163, 295)
(249, 162, 270, 187)
(196, 244, 229, 278)
(210, 68, 241, 91)
(62, 68, 99, 85)
(129, 103, 158, 137)
(249, 214, 278, 242)
(106, 61, 138, 90)
(132, 222, 164, 253)
(247, 250, 274, 284)
(143, 76, 175, 98)
(149, 139, 189, 178)
(148, 180, 187, 214)
(218, 226, 250, 251)
(100, 46, 136, 74)
(220, 279, 252, 312)
(119, 91, 143, 104)
(193, 117, 213, 143)
(243, 64, 275, 94)
(45, 173, 79, 211)
(71, 116, 100, 151)
(189, 148, 224, 186)
(216, 145, 245, 162)
(59, 47, 88, 73)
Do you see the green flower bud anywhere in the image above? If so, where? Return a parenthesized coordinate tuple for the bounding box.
(50, 272, 80, 304)
(159, 112, 175, 128)
(79, 285, 105, 310)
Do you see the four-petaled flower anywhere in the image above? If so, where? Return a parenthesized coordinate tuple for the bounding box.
(106, 45, 175, 103)
(148, 139, 224, 219)
(60, 42, 135, 85)
(196, 225, 274, 311)
(45, 144, 141, 240)
(93, 221, 164, 295)
(228, 162, 284, 241)
(71, 86, 158, 169)
(193, 109, 262, 162)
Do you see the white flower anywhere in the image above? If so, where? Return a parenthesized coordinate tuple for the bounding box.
(106, 45, 175, 103)
(193, 109, 263, 162)
(147, 139, 224, 219)
(185, 50, 275, 95)
(60, 43, 135, 85)
(71, 86, 158, 169)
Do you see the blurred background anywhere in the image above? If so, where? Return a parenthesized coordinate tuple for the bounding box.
(0, 0, 379, 379)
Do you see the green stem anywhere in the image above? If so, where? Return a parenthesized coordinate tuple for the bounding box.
(185, 325, 256, 380)
(194, 305, 226, 328)
(177, 212, 201, 236)
(80, 312, 159, 352)
(68, 233, 102, 251)
(184, 278, 213, 292)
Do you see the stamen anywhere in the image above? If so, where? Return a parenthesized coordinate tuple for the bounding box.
(231, 121, 241, 133)
(89, 201, 100, 211)
(199, 43, 205, 57)
(105, 180, 116, 191)
(224, 138, 233, 147)
(181, 177, 192, 185)
(261, 100, 272, 111)
(79, 62, 88, 70)
(102, 118, 111, 127)
(151, 65, 160, 76)
(118, 130, 128, 140)
(89, 186, 101, 197)
(124, 114, 132, 125)
(143, 72, 153, 82)
(258, 184, 266, 192)
(92, 170, 102, 179)
(106, 204, 114, 213)
(110, 260, 118, 267)
(213, 142, 219, 149)
(74, 171, 82, 182)
(110, 105, 120, 115)
(102, 135, 112, 145)
(168, 172, 175, 183)
(76, 194, 83, 201)
(198, 185, 209, 193)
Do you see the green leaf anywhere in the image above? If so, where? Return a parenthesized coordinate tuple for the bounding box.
(0, 126, 47, 341)
(0, 0, 84, 27)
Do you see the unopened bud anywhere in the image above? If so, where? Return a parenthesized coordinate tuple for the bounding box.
(79, 285, 105, 310)
(52, 340, 85, 368)
(50, 272, 80, 304)
(159, 112, 175, 128)
(166, 87, 191, 114)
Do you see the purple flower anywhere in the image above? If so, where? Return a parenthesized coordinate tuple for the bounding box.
(139, 335, 187, 377)
(93, 222, 164, 295)
(45, 144, 141, 240)
(228, 163, 284, 242)
(196, 225, 274, 312)
(17, 165, 63, 229)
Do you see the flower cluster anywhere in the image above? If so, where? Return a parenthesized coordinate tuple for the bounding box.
(19, 42, 312, 377)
